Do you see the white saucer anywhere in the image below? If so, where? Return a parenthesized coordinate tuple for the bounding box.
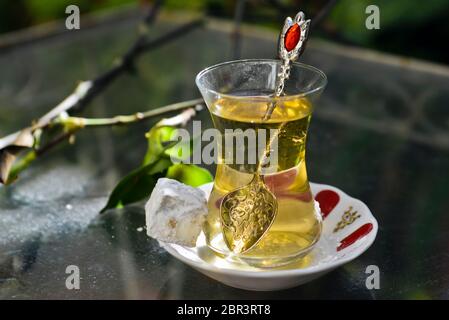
(160, 182, 378, 291)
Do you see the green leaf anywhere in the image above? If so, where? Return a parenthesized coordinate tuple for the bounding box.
(100, 157, 172, 213)
(163, 134, 194, 163)
(143, 125, 176, 165)
(143, 125, 198, 164)
(166, 163, 213, 187)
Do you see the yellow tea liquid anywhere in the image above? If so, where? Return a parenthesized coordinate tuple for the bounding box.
(204, 94, 322, 267)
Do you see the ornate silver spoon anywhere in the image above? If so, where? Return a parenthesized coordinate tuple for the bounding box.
(220, 11, 311, 254)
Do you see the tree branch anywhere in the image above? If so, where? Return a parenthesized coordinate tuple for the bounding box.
(62, 98, 203, 128)
(45, 0, 165, 124)
(0, 0, 207, 184)
(5, 99, 203, 184)
(311, 0, 339, 29)
(231, 0, 246, 60)
(0, 18, 204, 154)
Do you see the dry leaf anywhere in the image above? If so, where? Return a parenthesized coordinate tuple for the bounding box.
(0, 128, 35, 184)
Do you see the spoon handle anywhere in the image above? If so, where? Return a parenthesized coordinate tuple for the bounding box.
(262, 59, 291, 122)
(262, 11, 310, 122)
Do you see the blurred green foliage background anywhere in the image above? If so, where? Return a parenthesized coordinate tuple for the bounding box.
(0, 0, 448, 64)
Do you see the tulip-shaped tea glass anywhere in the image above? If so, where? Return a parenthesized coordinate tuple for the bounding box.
(196, 59, 327, 267)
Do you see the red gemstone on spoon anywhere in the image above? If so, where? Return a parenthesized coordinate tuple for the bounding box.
(284, 24, 301, 51)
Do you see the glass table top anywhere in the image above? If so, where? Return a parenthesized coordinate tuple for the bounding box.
(1, 11, 449, 299)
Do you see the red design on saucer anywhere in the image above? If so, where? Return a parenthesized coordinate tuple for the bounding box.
(315, 190, 340, 218)
(337, 223, 373, 252)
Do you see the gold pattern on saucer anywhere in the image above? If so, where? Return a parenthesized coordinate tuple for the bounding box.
(333, 206, 360, 233)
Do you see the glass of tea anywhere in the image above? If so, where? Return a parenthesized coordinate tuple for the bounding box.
(196, 59, 327, 267)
